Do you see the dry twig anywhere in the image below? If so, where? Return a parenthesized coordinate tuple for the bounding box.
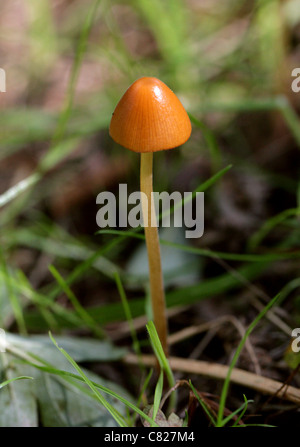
(124, 353, 300, 405)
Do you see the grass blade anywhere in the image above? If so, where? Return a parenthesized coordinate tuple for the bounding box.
(216, 293, 281, 426)
(0, 376, 33, 390)
(49, 332, 127, 427)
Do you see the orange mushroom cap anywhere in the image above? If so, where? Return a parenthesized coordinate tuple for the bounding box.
(109, 77, 191, 153)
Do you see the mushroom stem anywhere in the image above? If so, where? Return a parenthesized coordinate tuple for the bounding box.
(140, 152, 168, 357)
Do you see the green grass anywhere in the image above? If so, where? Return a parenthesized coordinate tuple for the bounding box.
(216, 292, 281, 426)
(1, 0, 300, 427)
(0, 376, 33, 390)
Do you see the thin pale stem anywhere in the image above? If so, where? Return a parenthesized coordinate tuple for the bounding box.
(140, 152, 168, 357)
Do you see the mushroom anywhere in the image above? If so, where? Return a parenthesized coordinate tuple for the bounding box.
(109, 77, 191, 356)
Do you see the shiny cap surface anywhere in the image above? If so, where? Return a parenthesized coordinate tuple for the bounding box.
(109, 77, 192, 152)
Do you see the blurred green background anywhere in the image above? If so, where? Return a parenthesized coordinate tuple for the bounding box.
(0, 0, 300, 426)
(1, 0, 300, 331)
